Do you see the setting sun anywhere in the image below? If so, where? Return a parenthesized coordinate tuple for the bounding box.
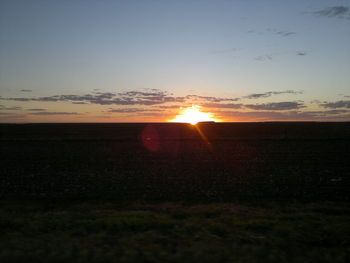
(169, 105, 219, 125)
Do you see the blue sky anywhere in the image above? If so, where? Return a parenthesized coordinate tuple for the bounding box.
(0, 0, 349, 122)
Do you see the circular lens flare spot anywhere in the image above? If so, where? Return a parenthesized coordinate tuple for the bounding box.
(141, 125, 160, 151)
(169, 105, 219, 125)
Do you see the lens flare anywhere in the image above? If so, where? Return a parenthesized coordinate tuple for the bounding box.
(169, 105, 219, 125)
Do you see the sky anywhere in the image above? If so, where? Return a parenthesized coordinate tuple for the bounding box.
(0, 0, 349, 122)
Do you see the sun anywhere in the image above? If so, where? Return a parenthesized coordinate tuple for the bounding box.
(169, 105, 219, 125)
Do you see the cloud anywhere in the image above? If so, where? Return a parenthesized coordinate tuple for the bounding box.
(202, 103, 242, 109)
(314, 6, 349, 18)
(254, 50, 307, 61)
(119, 90, 167, 97)
(254, 55, 273, 61)
(218, 109, 350, 121)
(244, 102, 305, 111)
(0, 113, 26, 119)
(267, 29, 296, 37)
(320, 100, 350, 108)
(249, 29, 296, 37)
(306, 110, 350, 115)
(0, 106, 21, 110)
(134, 112, 170, 117)
(201, 101, 305, 111)
(4, 90, 238, 106)
(92, 90, 185, 105)
(275, 31, 296, 37)
(107, 108, 162, 113)
(30, 112, 81, 115)
(244, 90, 302, 99)
(89, 92, 116, 99)
(155, 105, 184, 109)
(20, 89, 32, 92)
(27, 108, 46, 111)
(185, 95, 240, 102)
(0, 112, 17, 115)
(0, 97, 32, 102)
(0, 91, 173, 106)
(1, 89, 304, 110)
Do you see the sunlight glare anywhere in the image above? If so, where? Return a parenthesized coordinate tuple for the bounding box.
(169, 105, 218, 125)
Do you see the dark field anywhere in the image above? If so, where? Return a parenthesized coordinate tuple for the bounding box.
(0, 122, 349, 262)
(1, 122, 349, 201)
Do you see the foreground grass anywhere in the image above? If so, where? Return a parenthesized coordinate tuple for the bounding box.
(0, 201, 349, 263)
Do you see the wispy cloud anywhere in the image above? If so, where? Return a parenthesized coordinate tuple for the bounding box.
(218, 109, 350, 121)
(248, 29, 297, 37)
(254, 54, 273, 61)
(107, 108, 162, 113)
(314, 6, 349, 19)
(0, 91, 174, 106)
(20, 89, 32, 92)
(30, 112, 81, 115)
(202, 101, 305, 111)
(307, 110, 350, 115)
(202, 103, 242, 109)
(296, 51, 307, 56)
(245, 102, 305, 111)
(155, 105, 184, 109)
(134, 112, 170, 117)
(0, 90, 242, 106)
(320, 100, 350, 109)
(267, 29, 296, 37)
(0, 89, 305, 111)
(0, 113, 26, 119)
(27, 108, 46, 111)
(185, 95, 240, 102)
(254, 50, 307, 61)
(0, 106, 22, 110)
(244, 90, 303, 99)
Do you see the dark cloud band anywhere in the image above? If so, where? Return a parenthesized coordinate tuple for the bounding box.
(320, 100, 350, 109)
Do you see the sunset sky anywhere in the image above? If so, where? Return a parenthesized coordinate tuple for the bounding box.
(1, 0, 349, 122)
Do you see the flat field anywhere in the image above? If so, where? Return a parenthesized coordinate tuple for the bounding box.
(1, 122, 349, 200)
(0, 123, 349, 262)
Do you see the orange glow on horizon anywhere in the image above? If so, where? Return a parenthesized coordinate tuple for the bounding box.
(169, 105, 220, 125)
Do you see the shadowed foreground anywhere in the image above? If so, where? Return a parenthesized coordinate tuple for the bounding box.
(0, 201, 349, 263)
(0, 122, 349, 201)
(0, 123, 349, 262)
